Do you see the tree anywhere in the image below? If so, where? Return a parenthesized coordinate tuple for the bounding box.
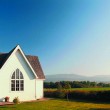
(63, 82, 71, 101)
(56, 82, 65, 98)
(57, 82, 62, 90)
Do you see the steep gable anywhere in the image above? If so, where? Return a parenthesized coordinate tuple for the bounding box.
(0, 45, 45, 79)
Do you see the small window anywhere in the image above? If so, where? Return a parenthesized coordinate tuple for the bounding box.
(16, 69, 19, 79)
(20, 72, 23, 79)
(11, 72, 15, 79)
(11, 69, 24, 91)
(11, 80, 15, 91)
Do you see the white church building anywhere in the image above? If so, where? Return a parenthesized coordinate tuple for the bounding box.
(0, 45, 45, 102)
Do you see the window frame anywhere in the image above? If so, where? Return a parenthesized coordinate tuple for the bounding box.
(11, 69, 24, 91)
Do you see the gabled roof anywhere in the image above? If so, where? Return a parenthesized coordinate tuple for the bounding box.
(0, 45, 45, 79)
(0, 45, 18, 69)
(26, 55, 45, 79)
(0, 53, 8, 68)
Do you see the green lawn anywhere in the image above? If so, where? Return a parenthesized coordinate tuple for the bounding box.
(71, 87, 110, 91)
(1, 99, 110, 110)
(45, 87, 110, 91)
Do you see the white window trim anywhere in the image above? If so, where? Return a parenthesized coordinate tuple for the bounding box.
(11, 69, 24, 92)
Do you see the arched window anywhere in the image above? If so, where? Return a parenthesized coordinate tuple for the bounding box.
(11, 69, 24, 91)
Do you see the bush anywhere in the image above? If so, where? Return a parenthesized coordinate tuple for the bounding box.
(56, 90, 65, 98)
(13, 97, 20, 104)
(44, 89, 110, 102)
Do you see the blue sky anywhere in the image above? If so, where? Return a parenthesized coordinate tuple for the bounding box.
(0, 0, 110, 76)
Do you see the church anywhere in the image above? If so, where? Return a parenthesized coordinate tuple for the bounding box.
(0, 45, 45, 102)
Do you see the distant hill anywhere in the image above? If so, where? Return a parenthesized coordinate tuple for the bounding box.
(45, 74, 110, 82)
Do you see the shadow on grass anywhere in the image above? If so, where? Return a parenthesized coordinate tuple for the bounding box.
(53, 98, 110, 105)
(89, 108, 110, 110)
(69, 99, 110, 104)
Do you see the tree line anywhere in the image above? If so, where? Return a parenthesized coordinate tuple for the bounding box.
(44, 81, 110, 88)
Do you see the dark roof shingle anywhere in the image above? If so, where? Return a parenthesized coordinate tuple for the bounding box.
(26, 55, 45, 79)
(0, 53, 8, 68)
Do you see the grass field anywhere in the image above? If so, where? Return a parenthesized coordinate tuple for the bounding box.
(0, 99, 110, 110)
(45, 87, 110, 91)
